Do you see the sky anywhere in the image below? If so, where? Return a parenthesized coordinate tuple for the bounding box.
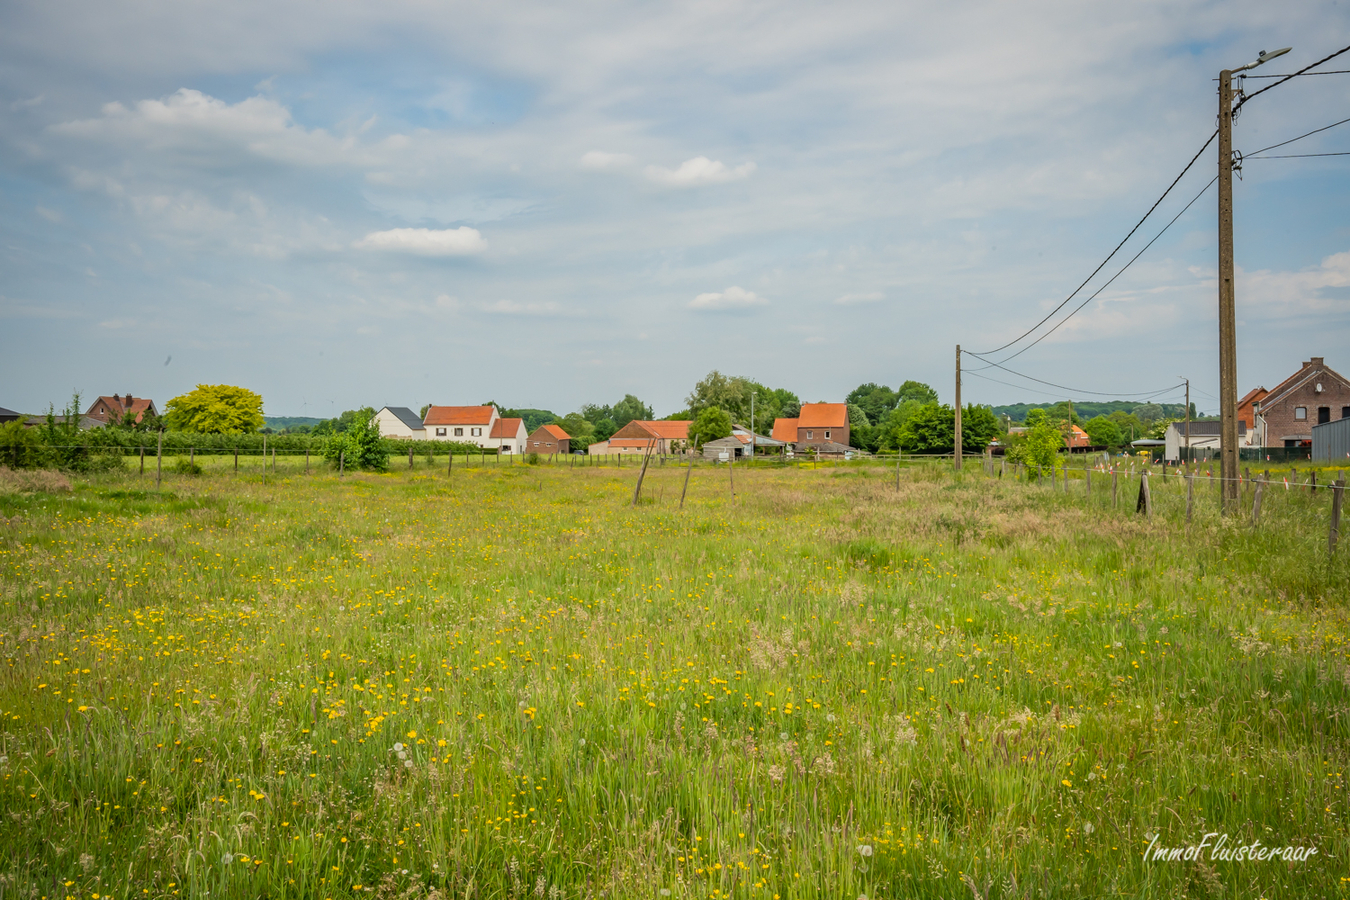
(2, 1, 1348, 420)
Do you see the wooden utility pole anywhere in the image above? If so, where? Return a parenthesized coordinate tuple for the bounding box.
(1183, 377, 1191, 467)
(954, 344, 962, 472)
(1218, 67, 1240, 514)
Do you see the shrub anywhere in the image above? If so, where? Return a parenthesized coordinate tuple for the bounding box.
(172, 457, 204, 476)
(323, 416, 389, 471)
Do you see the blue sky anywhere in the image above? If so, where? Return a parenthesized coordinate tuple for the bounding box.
(2, 1, 1348, 420)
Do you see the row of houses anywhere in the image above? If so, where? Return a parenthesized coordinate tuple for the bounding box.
(373, 402, 855, 457)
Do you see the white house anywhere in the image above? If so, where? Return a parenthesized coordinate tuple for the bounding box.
(487, 417, 528, 454)
(371, 406, 426, 440)
(422, 405, 498, 446)
(1163, 420, 1245, 461)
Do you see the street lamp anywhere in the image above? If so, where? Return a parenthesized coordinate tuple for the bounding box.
(1217, 46, 1290, 512)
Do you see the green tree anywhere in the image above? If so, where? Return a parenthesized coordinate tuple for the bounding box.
(553, 413, 596, 450)
(1132, 403, 1164, 424)
(322, 408, 388, 470)
(610, 395, 653, 429)
(1083, 415, 1123, 448)
(0, 420, 46, 469)
(685, 371, 797, 432)
(895, 403, 1000, 453)
(896, 380, 938, 405)
(846, 383, 898, 425)
(165, 385, 265, 434)
(689, 407, 732, 447)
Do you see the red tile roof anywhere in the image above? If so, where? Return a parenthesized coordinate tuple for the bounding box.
(612, 420, 690, 440)
(490, 418, 524, 438)
(534, 424, 569, 440)
(86, 395, 156, 424)
(771, 417, 798, 442)
(797, 403, 848, 428)
(424, 405, 495, 426)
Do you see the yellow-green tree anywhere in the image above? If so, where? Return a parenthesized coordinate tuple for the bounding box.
(164, 385, 265, 434)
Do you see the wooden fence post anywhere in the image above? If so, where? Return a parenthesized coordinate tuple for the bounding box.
(632, 438, 655, 506)
(895, 452, 901, 491)
(1252, 479, 1265, 527)
(1112, 468, 1118, 508)
(409, 447, 414, 469)
(680, 455, 694, 508)
(1330, 480, 1345, 558)
(1136, 471, 1152, 517)
(156, 428, 163, 489)
(190, 447, 195, 471)
(1186, 473, 1194, 524)
(139, 445, 145, 476)
(272, 448, 276, 473)
(728, 447, 735, 499)
(1310, 470, 1317, 493)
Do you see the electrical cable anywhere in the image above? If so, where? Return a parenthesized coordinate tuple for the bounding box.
(964, 368, 1186, 403)
(1232, 69, 1350, 79)
(969, 174, 1217, 369)
(1235, 43, 1350, 111)
(1245, 114, 1350, 156)
(966, 355, 1186, 398)
(1247, 151, 1350, 159)
(969, 128, 1218, 356)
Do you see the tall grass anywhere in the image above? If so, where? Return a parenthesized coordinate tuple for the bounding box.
(0, 458, 1346, 898)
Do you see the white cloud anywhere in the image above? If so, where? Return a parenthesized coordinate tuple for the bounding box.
(355, 227, 487, 256)
(690, 286, 767, 311)
(1240, 250, 1350, 316)
(835, 291, 884, 305)
(478, 298, 564, 316)
(646, 156, 755, 186)
(52, 88, 370, 167)
(579, 150, 634, 170)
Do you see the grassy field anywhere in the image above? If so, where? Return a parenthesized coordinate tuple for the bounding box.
(1, 456, 1348, 899)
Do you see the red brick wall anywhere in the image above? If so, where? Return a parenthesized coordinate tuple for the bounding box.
(1260, 361, 1350, 446)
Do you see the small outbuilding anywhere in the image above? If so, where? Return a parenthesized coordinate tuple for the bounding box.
(528, 424, 570, 455)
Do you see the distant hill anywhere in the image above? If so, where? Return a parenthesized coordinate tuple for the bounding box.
(990, 401, 1195, 423)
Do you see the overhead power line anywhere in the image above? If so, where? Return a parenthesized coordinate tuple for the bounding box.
(970, 173, 1217, 369)
(963, 368, 1186, 403)
(1246, 114, 1350, 156)
(1230, 69, 1350, 79)
(967, 354, 1186, 399)
(969, 128, 1218, 356)
(1248, 151, 1350, 159)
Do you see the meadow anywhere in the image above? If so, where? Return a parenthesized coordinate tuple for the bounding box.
(1, 454, 1348, 899)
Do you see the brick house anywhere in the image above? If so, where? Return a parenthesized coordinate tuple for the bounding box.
(1236, 387, 1267, 446)
(588, 420, 691, 455)
(1251, 357, 1350, 448)
(527, 424, 570, 455)
(423, 405, 498, 445)
(85, 393, 157, 425)
(488, 417, 528, 454)
(772, 403, 849, 450)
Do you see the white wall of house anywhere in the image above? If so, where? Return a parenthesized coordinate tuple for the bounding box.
(426, 409, 499, 446)
(486, 420, 529, 453)
(372, 408, 426, 440)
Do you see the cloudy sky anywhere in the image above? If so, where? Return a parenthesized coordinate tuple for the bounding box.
(2, 2, 1348, 419)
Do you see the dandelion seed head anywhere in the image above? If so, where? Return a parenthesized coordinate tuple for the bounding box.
(858, 844, 873, 857)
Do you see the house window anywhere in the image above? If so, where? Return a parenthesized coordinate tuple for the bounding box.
(435, 427, 446, 436)
(1343, 406, 1350, 419)
(1318, 407, 1331, 424)
(471, 427, 481, 436)
(454, 427, 464, 436)
(806, 431, 814, 439)
(1294, 407, 1306, 420)
(824, 430, 831, 439)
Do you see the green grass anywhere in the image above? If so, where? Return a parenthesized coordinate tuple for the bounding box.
(1, 457, 1348, 899)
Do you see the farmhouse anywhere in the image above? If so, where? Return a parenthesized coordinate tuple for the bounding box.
(85, 393, 157, 426)
(371, 406, 426, 439)
(489, 417, 528, 454)
(1250, 357, 1350, 449)
(588, 420, 691, 455)
(772, 403, 849, 451)
(423, 405, 498, 446)
(527, 424, 570, 455)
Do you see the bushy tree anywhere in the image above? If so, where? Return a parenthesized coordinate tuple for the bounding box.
(165, 385, 264, 434)
(846, 383, 897, 425)
(1083, 415, 1123, 448)
(322, 408, 388, 470)
(0, 421, 46, 469)
(689, 407, 732, 447)
(896, 380, 938, 405)
(610, 395, 653, 429)
(553, 413, 596, 450)
(685, 371, 798, 433)
(895, 403, 1000, 453)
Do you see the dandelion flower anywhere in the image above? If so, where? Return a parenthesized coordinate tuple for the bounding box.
(858, 845, 873, 857)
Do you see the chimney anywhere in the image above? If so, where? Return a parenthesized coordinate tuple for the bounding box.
(1310, 357, 1324, 368)
(113, 394, 120, 403)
